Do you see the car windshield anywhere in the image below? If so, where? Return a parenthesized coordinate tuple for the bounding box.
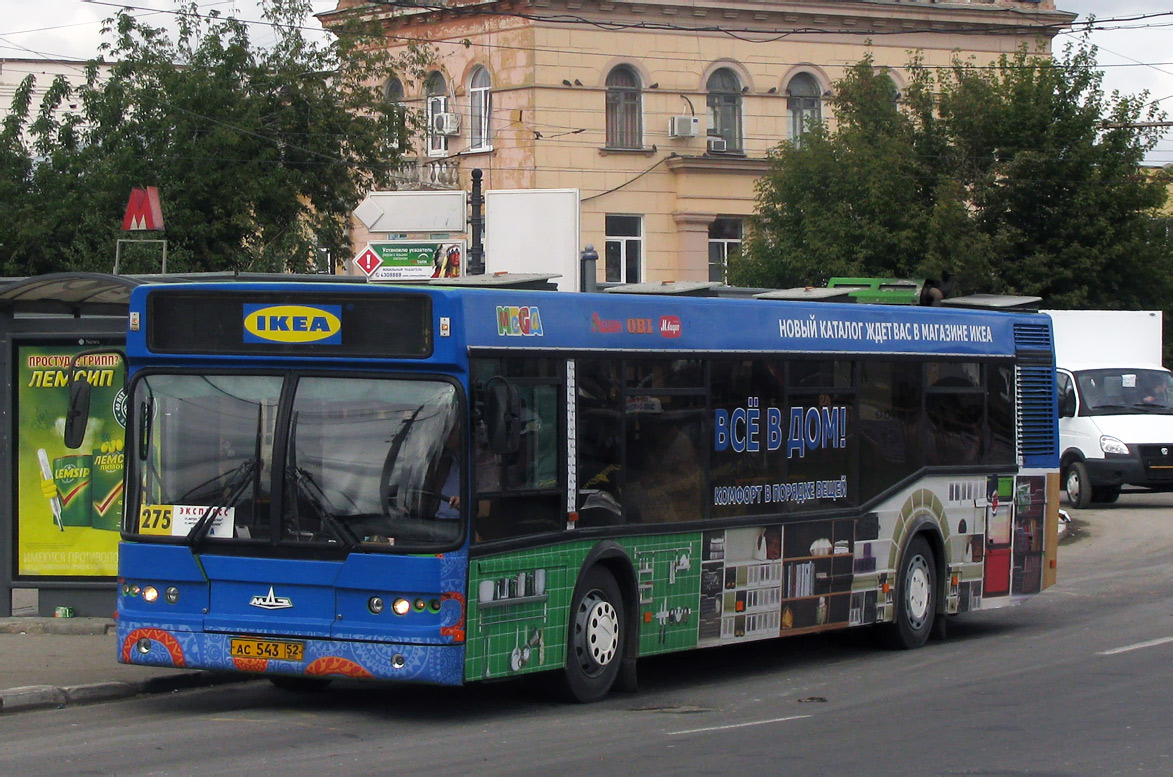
(1074, 368, 1173, 416)
(129, 374, 463, 549)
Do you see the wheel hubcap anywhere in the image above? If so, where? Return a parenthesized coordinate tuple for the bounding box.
(905, 556, 931, 629)
(575, 591, 619, 674)
(1067, 470, 1081, 502)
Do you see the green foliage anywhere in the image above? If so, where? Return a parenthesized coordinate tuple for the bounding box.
(733, 39, 1172, 313)
(0, 0, 431, 275)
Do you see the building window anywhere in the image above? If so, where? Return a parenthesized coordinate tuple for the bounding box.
(708, 217, 742, 283)
(426, 71, 448, 157)
(384, 77, 405, 149)
(787, 73, 822, 147)
(605, 65, 642, 149)
(605, 215, 642, 283)
(469, 66, 492, 152)
(706, 68, 742, 153)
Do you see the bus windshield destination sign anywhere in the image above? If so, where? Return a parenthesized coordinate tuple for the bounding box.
(146, 290, 432, 357)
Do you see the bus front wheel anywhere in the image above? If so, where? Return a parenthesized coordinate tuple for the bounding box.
(881, 536, 936, 650)
(560, 566, 625, 703)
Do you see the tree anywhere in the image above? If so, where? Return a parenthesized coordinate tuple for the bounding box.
(0, 0, 431, 275)
(733, 39, 1171, 311)
(731, 57, 949, 288)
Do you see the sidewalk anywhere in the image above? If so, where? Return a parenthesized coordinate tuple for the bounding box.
(1, 591, 245, 714)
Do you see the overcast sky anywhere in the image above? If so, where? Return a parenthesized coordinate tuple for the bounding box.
(1, 1, 1170, 164)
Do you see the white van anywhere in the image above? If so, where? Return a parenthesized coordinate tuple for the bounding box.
(1047, 310, 1173, 508)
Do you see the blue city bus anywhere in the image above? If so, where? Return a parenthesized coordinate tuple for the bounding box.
(86, 280, 1058, 701)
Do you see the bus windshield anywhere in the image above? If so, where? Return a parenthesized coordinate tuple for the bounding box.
(1074, 368, 1173, 416)
(130, 373, 463, 549)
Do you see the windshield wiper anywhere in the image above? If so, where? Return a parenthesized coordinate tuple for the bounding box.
(287, 466, 360, 548)
(187, 459, 257, 545)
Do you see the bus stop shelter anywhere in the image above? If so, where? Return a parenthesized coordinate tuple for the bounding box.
(0, 271, 365, 617)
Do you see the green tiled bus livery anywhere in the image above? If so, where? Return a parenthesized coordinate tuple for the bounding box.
(104, 281, 1058, 702)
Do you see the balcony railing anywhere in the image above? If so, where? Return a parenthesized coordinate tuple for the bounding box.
(396, 157, 460, 189)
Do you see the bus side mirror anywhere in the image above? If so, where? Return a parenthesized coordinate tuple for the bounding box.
(63, 348, 124, 449)
(64, 379, 92, 449)
(1058, 391, 1075, 419)
(485, 380, 521, 454)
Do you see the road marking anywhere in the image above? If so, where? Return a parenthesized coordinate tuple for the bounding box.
(668, 714, 811, 736)
(1097, 636, 1173, 656)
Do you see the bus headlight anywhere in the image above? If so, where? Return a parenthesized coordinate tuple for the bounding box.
(368, 596, 384, 614)
(142, 586, 159, 603)
(392, 598, 411, 616)
(1100, 436, 1129, 455)
(165, 586, 180, 604)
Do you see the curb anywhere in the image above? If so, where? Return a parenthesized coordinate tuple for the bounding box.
(0, 671, 252, 714)
(0, 618, 116, 636)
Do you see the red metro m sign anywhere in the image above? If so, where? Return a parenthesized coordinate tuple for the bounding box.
(121, 187, 165, 231)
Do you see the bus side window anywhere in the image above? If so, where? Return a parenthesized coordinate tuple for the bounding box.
(925, 361, 984, 466)
(576, 359, 624, 527)
(471, 358, 564, 542)
(622, 358, 706, 524)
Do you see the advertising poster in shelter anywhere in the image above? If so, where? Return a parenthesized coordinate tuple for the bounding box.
(15, 343, 126, 577)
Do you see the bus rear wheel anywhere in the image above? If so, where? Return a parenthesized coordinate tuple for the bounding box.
(881, 536, 936, 650)
(559, 566, 624, 703)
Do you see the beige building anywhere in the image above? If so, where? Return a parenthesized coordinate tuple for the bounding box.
(321, 0, 1075, 284)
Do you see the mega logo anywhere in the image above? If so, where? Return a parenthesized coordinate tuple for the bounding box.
(243, 304, 342, 345)
(497, 306, 544, 337)
(659, 315, 682, 338)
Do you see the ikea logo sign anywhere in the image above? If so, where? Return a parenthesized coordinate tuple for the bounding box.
(243, 304, 342, 345)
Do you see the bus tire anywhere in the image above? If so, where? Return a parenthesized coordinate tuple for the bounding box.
(269, 676, 332, 692)
(559, 566, 625, 703)
(881, 536, 936, 650)
(1065, 461, 1093, 509)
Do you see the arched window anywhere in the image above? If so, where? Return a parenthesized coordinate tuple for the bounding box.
(889, 76, 902, 103)
(469, 66, 492, 151)
(706, 68, 742, 153)
(605, 65, 642, 149)
(787, 73, 822, 147)
(426, 71, 448, 157)
(384, 77, 405, 149)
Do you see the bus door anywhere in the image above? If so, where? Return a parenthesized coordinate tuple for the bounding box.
(983, 475, 1013, 598)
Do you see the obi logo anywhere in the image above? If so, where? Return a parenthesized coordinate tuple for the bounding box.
(660, 316, 682, 338)
(497, 306, 544, 336)
(243, 304, 342, 345)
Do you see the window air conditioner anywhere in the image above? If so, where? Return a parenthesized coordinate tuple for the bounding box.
(433, 112, 461, 136)
(707, 136, 727, 153)
(668, 115, 699, 138)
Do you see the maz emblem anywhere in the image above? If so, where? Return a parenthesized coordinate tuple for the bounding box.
(249, 586, 293, 610)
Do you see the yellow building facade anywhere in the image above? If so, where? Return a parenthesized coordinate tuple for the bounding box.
(322, 0, 1075, 283)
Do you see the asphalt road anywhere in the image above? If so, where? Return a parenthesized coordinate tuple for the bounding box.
(2, 493, 1170, 776)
